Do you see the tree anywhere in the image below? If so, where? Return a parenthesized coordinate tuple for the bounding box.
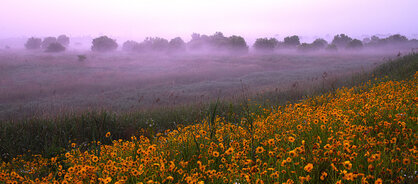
(331, 34, 353, 49)
(362, 37, 371, 44)
(45, 42, 66, 52)
(366, 35, 384, 47)
(297, 43, 312, 52)
(57, 35, 70, 47)
(311, 38, 328, 49)
(140, 37, 169, 52)
(209, 32, 229, 49)
(24, 37, 42, 50)
(122, 40, 140, 52)
(386, 34, 408, 43)
(168, 37, 186, 51)
(253, 38, 279, 51)
(187, 33, 205, 50)
(325, 44, 338, 52)
(346, 39, 363, 49)
(91, 36, 118, 52)
(283, 35, 300, 48)
(41, 37, 57, 49)
(227, 35, 248, 53)
(187, 33, 212, 51)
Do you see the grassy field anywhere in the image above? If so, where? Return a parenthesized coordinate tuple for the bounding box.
(0, 51, 401, 158)
(0, 53, 416, 183)
(0, 50, 393, 120)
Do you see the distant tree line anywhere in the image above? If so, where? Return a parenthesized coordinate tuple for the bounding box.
(254, 33, 418, 53)
(24, 33, 418, 53)
(120, 32, 248, 54)
(25, 35, 69, 52)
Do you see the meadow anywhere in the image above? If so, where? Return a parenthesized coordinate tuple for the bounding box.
(0, 50, 399, 158)
(0, 53, 416, 183)
(0, 50, 393, 120)
(0, 50, 417, 183)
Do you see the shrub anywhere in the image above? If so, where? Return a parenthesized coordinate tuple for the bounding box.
(24, 37, 42, 50)
(45, 42, 66, 52)
(91, 36, 118, 52)
(77, 55, 87, 61)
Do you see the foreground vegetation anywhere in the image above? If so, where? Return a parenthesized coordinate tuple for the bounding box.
(0, 54, 417, 183)
(1, 53, 416, 160)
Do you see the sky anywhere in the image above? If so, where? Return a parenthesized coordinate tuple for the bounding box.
(0, 0, 417, 42)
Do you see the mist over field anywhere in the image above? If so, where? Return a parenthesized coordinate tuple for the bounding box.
(1, 1, 418, 183)
(0, 0, 418, 120)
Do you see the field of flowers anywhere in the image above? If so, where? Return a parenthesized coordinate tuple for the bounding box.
(1, 71, 417, 183)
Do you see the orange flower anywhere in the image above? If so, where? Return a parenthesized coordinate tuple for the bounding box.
(375, 178, 383, 184)
(225, 147, 234, 155)
(92, 156, 99, 162)
(289, 150, 298, 157)
(343, 161, 352, 170)
(402, 158, 410, 165)
(268, 139, 275, 146)
(212, 151, 220, 157)
(304, 163, 313, 172)
(320, 172, 328, 180)
(288, 136, 295, 143)
(256, 146, 265, 154)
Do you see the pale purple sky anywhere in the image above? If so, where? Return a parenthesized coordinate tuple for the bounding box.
(1, 0, 417, 41)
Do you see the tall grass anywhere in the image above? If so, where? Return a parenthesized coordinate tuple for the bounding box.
(1, 55, 417, 183)
(0, 53, 417, 161)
